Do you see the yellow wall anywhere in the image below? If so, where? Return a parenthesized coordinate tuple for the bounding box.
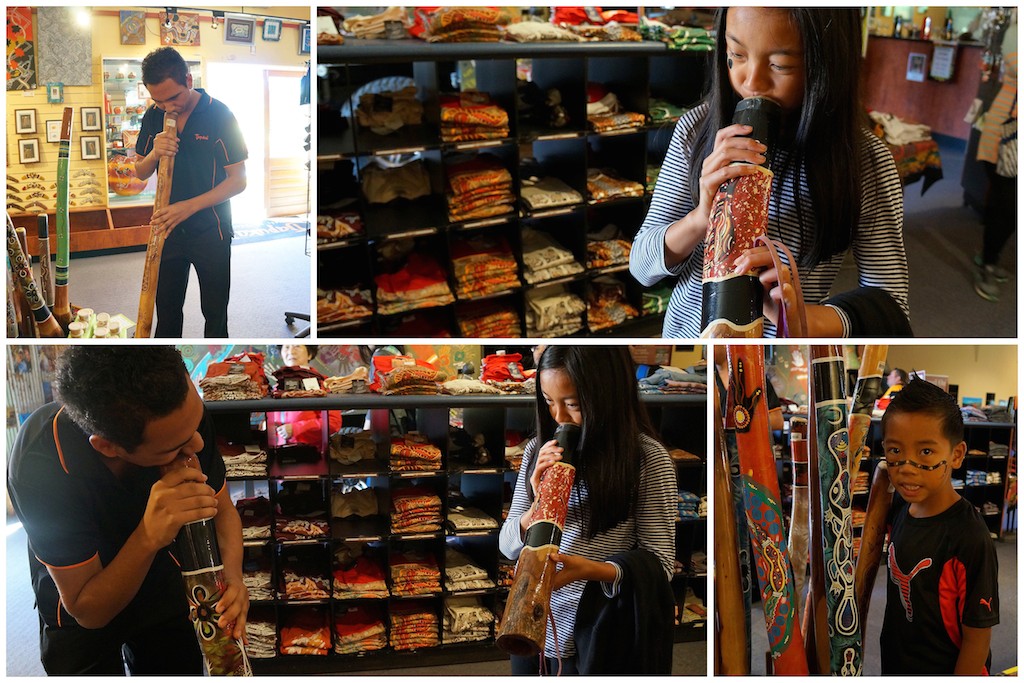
(887, 345, 1018, 405)
(6, 6, 309, 211)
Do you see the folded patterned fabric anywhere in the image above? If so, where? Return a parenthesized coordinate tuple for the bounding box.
(520, 176, 583, 211)
(280, 609, 331, 655)
(334, 606, 387, 654)
(525, 285, 586, 337)
(237, 495, 272, 539)
(390, 552, 442, 596)
(245, 618, 277, 658)
(361, 159, 432, 204)
(199, 352, 269, 400)
(275, 517, 330, 541)
(317, 287, 374, 324)
(587, 277, 639, 332)
(341, 6, 408, 39)
(586, 238, 633, 269)
(378, 365, 447, 396)
(589, 111, 647, 133)
(375, 253, 455, 316)
(222, 442, 268, 478)
(333, 556, 389, 599)
(586, 168, 645, 202)
(390, 605, 440, 650)
(503, 21, 581, 42)
(642, 281, 675, 316)
(521, 227, 584, 284)
(456, 299, 522, 338)
(390, 433, 443, 471)
(426, 6, 511, 42)
(443, 377, 504, 395)
(391, 487, 443, 533)
(317, 212, 363, 241)
(357, 86, 423, 135)
(329, 430, 377, 464)
(443, 595, 495, 643)
(272, 365, 328, 398)
(648, 98, 689, 123)
(323, 366, 370, 394)
(447, 506, 500, 532)
(281, 569, 331, 600)
(440, 92, 510, 140)
(450, 233, 520, 299)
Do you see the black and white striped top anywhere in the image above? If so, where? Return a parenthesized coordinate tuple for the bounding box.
(630, 103, 909, 339)
(498, 432, 676, 659)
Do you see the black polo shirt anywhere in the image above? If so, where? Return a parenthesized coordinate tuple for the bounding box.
(7, 402, 226, 632)
(137, 88, 248, 239)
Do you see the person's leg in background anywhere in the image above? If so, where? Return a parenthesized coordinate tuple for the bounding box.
(975, 162, 1017, 301)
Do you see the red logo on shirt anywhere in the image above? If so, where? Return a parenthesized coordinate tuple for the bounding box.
(980, 597, 993, 611)
(194, 134, 209, 141)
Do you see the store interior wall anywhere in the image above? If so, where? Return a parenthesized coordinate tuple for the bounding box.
(887, 344, 1017, 405)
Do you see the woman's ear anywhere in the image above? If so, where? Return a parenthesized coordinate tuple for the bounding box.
(88, 434, 127, 460)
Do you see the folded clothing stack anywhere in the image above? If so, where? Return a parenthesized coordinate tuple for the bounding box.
(586, 85, 646, 132)
(640, 23, 715, 51)
(852, 507, 867, 528)
(245, 617, 277, 658)
(447, 506, 499, 533)
(391, 486, 442, 533)
(237, 495, 272, 540)
(274, 484, 330, 541)
(272, 365, 328, 399)
(988, 471, 1002, 484)
(317, 212, 363, 242)
(444, 547, 496, 592)
(390, 551, 442, 596)
(375, 253, 455, 316)
(334, 605, 387, 655)
(450, 233, 520, 299)
(391, 433, 443, 472)
(497, 561, 515, 588)
(279, 608, 331, 655)
(445, 156, 515, 223)
(443, 595, 495, 644)
(967, 469, 988, 486)
(379, 366, 447, 396)
(356, 86, 423, 135)
(440, 91, 510, 142)
(221, 442, 267, 478)
(504, 20, 580, 42)
(331, 486, 379, 519)
(505, 432, 527, 471)
(586, 277, 638, 332)
(456, 299, 522, 337)
(329, 430, 377, 464)
(642, 281, 674, 316)
(333, 555, 389, 599)
(361, 158, 431, 204)
(677, 490, 701, 521)
(390, 604, 439, 651)
(586, 168, 645, 202)
(424, 6, 511, 43)
(989, 441, 1010, 457)
(521, 227, 584, 284)
(318, 287, 373, 324)
(525, 285, 586, 337)
(648, 97, 689, 124)
(341, 6, 408, 39)
(243, 553, 274, 601)
(853, 470, 870, 494)
(280, 567, 331, 601)
(520, 176, 583, 211)
(324, 367, 370, 394)
(199, 352, 269, 400)
(481, 352, 528, 382)
(586, 227, 633, 269)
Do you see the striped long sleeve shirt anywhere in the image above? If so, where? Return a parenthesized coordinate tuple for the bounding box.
(630, 104, 909, 339)
(498, 433, 676, 659)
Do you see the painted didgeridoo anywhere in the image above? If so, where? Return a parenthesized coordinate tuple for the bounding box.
(135, 113, 177, 338)
(724, 367, 753, 669)
(728, 345, 808, 674)
(803, 378, 830, 674)
(787, 416, 810, 618)
(811, 345, 862, 676)
(37, 213, 54, 307)
(715, 399, 749, 675)
(854, 461, 893, 652)
(497, 423, 581, 657)
(53, 107, 74, 332)
(7, 260, 19, 337)
(161, 454, 252, 675)
(849, 345, 889, 474)
(14, 227, 36, 336)
(7, 216, 62, 337)
(700, 97, 781, 338)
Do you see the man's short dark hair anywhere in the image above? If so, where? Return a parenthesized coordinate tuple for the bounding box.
(891, 367, 910, 384)
(141, 46, 189, 87)
(55, 346, 192, 452)
(881, 378, 964, 445)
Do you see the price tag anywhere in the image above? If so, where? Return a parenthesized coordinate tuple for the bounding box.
(302, 377, 320, 391)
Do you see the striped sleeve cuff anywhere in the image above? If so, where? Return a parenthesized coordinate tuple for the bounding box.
(826, 304, 852, 338)
(601, 561, 624, 598)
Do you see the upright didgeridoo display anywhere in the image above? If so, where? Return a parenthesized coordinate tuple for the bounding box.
(854, 461, 893, 650)
(714, 403, 749, 675)
(37, 214, 54, 307)
(701, 97, 781, 338)
(811, 345, 862, 676)
(6, 215, 63, 337)
(724, 369, 752, 668)
(14, 227, 36, 336)
(53, 107, 74, 332)
(7, 261, 19, 337)
(497, 423, 581, 657)
(804, 378, 830, 674)
(161, 454, 251, 676)
(787, 416, 810, 617)
(728, 346, 808, 675)
(848, 345, 889, 474)
(136, 114, 178, 338)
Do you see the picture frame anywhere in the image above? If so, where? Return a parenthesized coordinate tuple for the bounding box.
(80, 136, 102, 161)
(262, 17, 282, 42)
(300, 23, 310, 54)
(81, 106, 103, 131)
(224, 15, 255, 45)
(906, 52, 927, 83)
(46, 82, 64, 104)
(45, 119, 62, 143)
(137, 82, 150, 100)
(14, 109, 37, 134)
(18, 138, 40, 164)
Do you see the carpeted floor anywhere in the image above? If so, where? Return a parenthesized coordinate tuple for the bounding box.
(232, 218, 309, 246)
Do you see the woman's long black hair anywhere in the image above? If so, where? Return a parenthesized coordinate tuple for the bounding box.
(534, 346, 659, 538)
(686, 8, 868, 269)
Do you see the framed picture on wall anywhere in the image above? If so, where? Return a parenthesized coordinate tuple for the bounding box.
(262, 17, 282, 41)
(46, 82, 64, 104)
(906, 52, 927, 83)
(80, 136, 102, 160)
(300, 24, 310, 54)
(14, 109, 37, 134)
(81, 107, 102, 131)
(18, 138, 40, 164)
(45, 120, 62, 143)
(224, 15, 255, 45)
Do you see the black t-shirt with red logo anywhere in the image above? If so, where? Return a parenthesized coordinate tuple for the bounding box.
(880, 496, 999, 674)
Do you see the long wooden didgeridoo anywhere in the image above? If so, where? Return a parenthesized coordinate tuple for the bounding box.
(135, 113, 178, 338)
(811, 345, 863, 676)
(787, 416, 810, 618)
(7, 262, 20, 337)
(849, 345, 889, 474)
(6, 216, 63, 337)
(700, 97, 781, 338)
(52, 106, 74, 333)
(37, 213, 54, 307)
(14, 227, 36, 337)
(803, 377, 830, 674)
(724, 368, 753, 669)
(854, 461, 893, 654)
(497, 423, 581, 658)
(728, 346, 808, 675)
(715, 399, 749, 675)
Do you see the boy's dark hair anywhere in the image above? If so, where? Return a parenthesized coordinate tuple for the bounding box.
(55, 346, 192, 452)
(687, 8, 868, 269)
(881, 378, 964, 445)
(534, 346, 659, 538)
(141, 46, 189, 87)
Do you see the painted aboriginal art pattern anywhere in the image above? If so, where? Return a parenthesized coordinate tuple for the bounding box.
(7, 7, 36, 91)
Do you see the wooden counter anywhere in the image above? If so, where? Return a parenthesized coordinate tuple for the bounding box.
(9, 203, 152, 257)
(861, 35, 983, 140)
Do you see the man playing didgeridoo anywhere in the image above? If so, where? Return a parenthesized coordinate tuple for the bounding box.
(7, 346, 248, 674)
(135, 46, 247, 338)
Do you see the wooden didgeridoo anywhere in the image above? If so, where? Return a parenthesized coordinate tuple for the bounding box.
(7, 262, 20, 337)
(6, 216, 63, 337)
(37, 213, 54, 307)
(787, 416, 810, 618)
(496, 423, 581, 657)
(700, 97, 781, 338)
(724, 363, 753, 669)
(854, 461, 893, 655)
(849, 345, 889, 474)
(14, 227, 36, 336)
(811, 345, 862, 676)
(803, 374, 830, 674)
(135, 113, 177, 338)
(715, 398, 749, 675)
(160, 453, 252, 675)
(52, 106, 74, 333)
(728, 345, 808, 675)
